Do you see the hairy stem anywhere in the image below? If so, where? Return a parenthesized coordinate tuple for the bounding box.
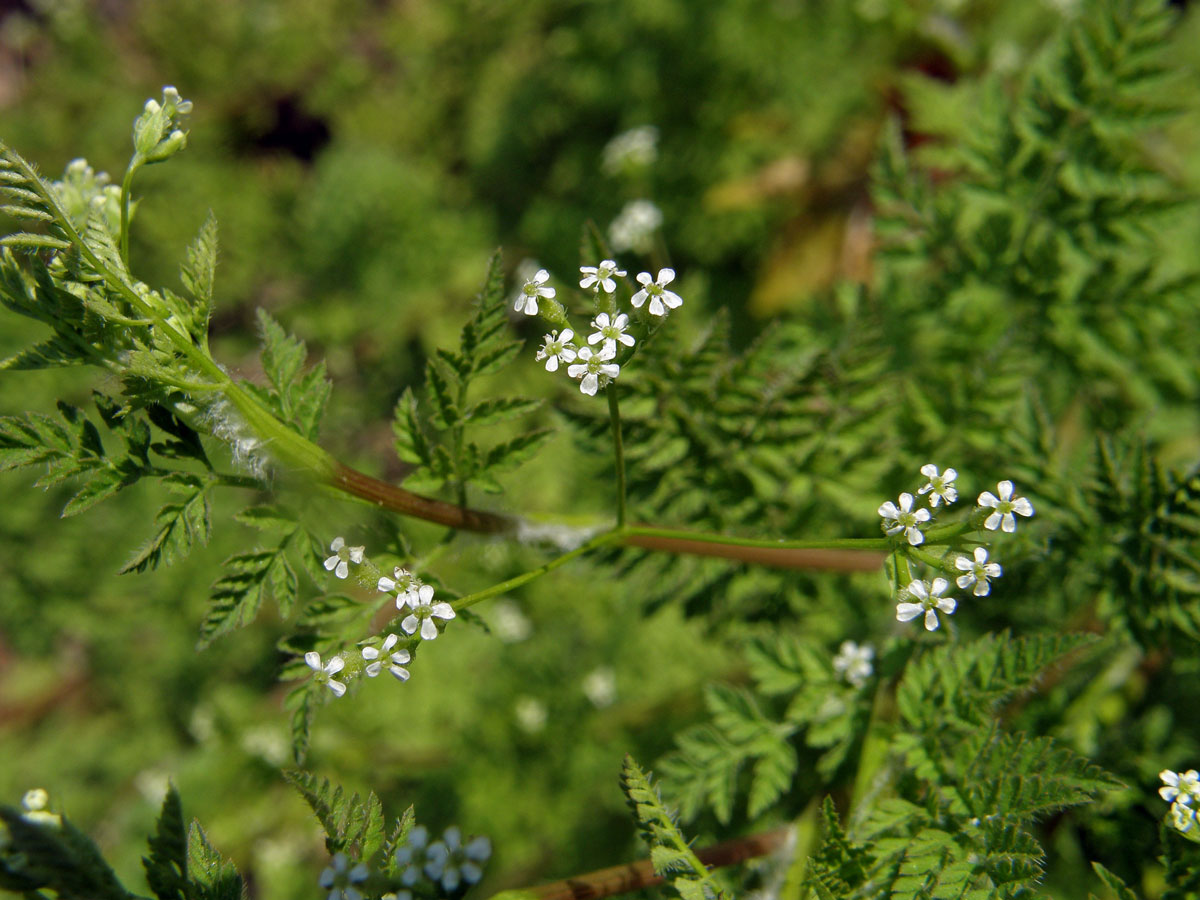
(119, 160, 136, 267)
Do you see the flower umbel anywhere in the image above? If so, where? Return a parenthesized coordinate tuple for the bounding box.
(324, 537, 364, 580)
(918, 463, 958, 507)
(395, 826, 431, 887)
(515, 268, 555, 316)
(955, 547, 1003, 597)
(378, 566, 434, 610)
(579, 260, 625, 293)
(588, 312, 635, 353)
(425, 826, 492, 892)
(631, 268, 683, 316)
(362, 633, 412, 682)
(978, 480, 1035, 533)
(832, 641, 875, 687)
(305, 651, 347, 698)
(401, 590, 456, 641)
(878, 492, 931, 545)
(536, 329, 578, 372)
(896, 578, 957, 631)
(319, 853, 370, 900)
(567, 344, 619, 396)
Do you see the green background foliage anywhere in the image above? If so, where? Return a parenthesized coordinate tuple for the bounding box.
(2, 0, 1200, 898)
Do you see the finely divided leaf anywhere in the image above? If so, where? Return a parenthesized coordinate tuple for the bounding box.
(143, 786, 187, 900)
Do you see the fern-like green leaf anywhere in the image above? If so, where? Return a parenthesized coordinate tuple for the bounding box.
(283, 770, 387, 860)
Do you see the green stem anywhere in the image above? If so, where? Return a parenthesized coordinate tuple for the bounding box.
(118, 159, 138, 267)
(452, 528, 624, 611)
(608, 384, 627, 527)
(622, 525, 890, 552)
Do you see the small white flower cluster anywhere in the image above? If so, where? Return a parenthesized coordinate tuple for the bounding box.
(609, 199, 663, 253)
(318, 852, 370, 900)
(880, 465, 1034, 632)
(832, 641, 874, 688)
(378, 567, 456, 641)
(394, 825, 492, 893)
(1161, 769, 1200, 833)
(519, 262, 683, 396)
(602, 125, 658, 175)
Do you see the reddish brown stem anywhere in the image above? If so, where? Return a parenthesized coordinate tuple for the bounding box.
(331, 462, 885, 573)
(514, 826, 791, 900)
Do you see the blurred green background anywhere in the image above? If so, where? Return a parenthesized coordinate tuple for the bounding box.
(1, 1, 1199, 897)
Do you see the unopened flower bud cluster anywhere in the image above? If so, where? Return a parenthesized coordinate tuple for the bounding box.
(516, 261, 683, 397)
(879, 465, 1034, 632)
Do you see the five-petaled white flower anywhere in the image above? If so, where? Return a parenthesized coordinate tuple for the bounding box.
(424, 826, 492, 892)
(361, 633, 412, 682)
(378, 566, 435, 610)
(588, 312, 635, 353)
(977, 480, 1035, 533)
(896, 578, 957, 631)
(918, 463, 958, 507)
(402, 590, 456, 641)
(567, 344, 619, 396)
(832, 641, 874, 688)
(579, 260, 625, 293)
(514, 268, 555, 316)
(319, 852, 370, 900)
(305, 651, 347, 698)
(536, 329, 578, 372)
(955, 547, 1003, 597)
(631, 268, 683, 316)
(878, 492, 931, 545)
(1161, 769, 1200, 805)
(395, 825, 431, 887)
(324, 536, 364, 580)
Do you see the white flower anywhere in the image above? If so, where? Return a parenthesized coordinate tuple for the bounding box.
(514, 268, 555, 316)
(395, 825, 430, 887)
(362, 633, 412, 682)
(582, 666, 617, 708)
(878, 492, 931, 545)
(977, 480, 1035, 533)
(1161, 769, 1200, 805)
(567, 344, 619, 396)
(896, 578, 957, 631)
(535, 329, 578, 372)
(602, 125, 658, 174)
(20, 788, 61, 827)
(917, 463, 958, 506)
(588, 312, 635, 353)
(378, 566, 434, 610)
(515, 695, 547, 733)
(832, 641, 875, 687)
(955, 547, 1003, 597)
(425, 827, 492, 891)
(305, 651, 347, 698)
(319, 852, 370, 900)
(323, 536, 364, 580)
(401, 589, 456, 641)
(609, 199, 663, 253)
(579, 259, 625, 293)
(631, 268, 683, 316)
